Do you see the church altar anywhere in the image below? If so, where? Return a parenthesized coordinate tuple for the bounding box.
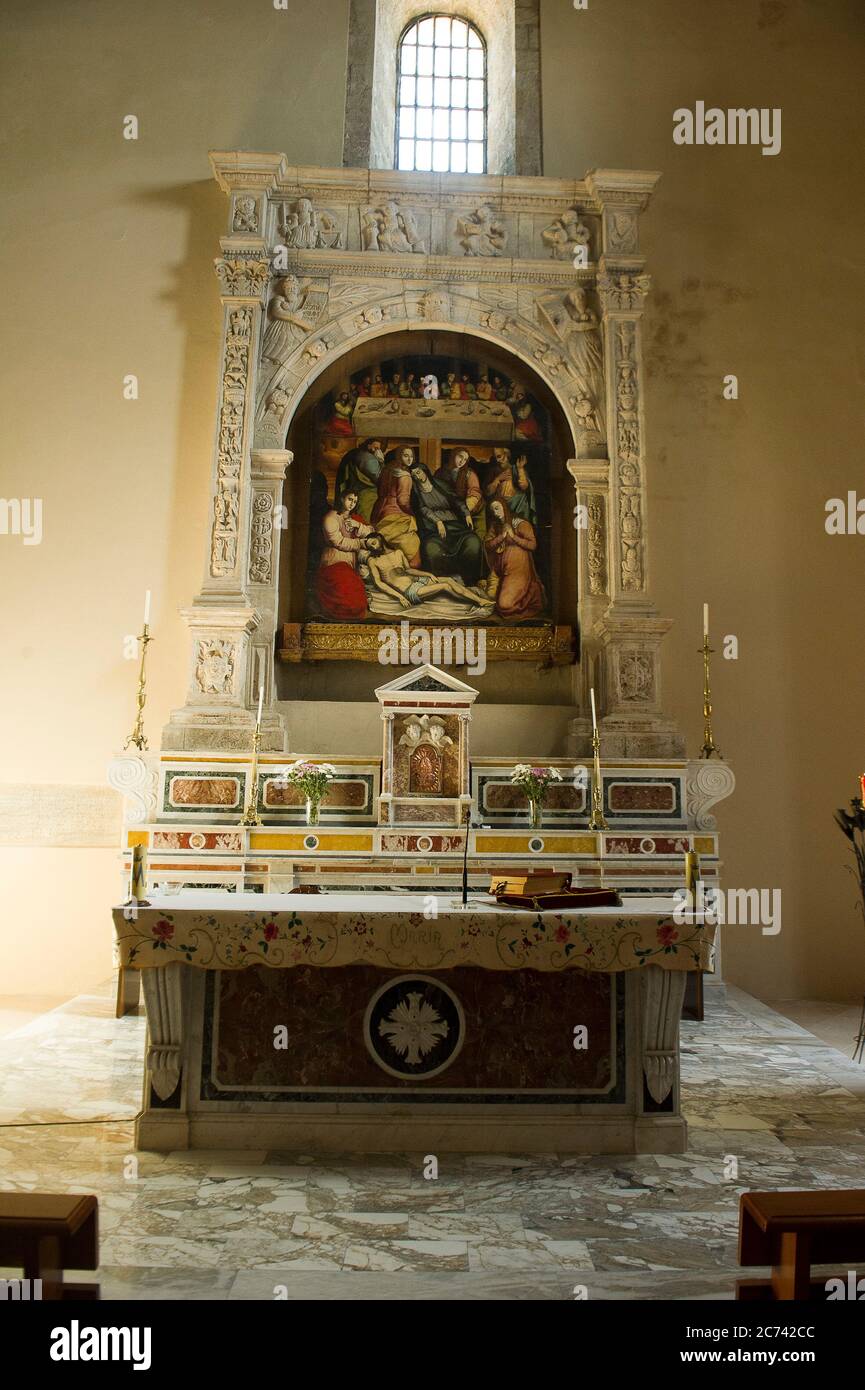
(112, 891, 714, 1155)
(106, 149, 736, 1158)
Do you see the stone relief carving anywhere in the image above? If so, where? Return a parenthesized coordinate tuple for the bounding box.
(606, 211, 638, 254)
(214, 256, 270, 298)
(278, 198, 343, 249)
(257, 275, 327, 404)
(211, 307, 252, 577)
(263, 385, 290, 432)
(479, 307, 515, 335)
(613, 319, 645, 592)
(361, 201, 426, 253)
(618, 649, 654, 703)
(586, 494, 607, 596)
(597, 271, 651, 313)
(538, 288, 606, 439)
(195, 639, 236, 695)
(107, 754, 159, 827)
(232, 195, 259, 234)
(249, 492, 275, 584)
(419, 288, 451, 320)
(454, 204, 507, 257)
(685, 759, 736, 831)
(541, 206, 592, 261)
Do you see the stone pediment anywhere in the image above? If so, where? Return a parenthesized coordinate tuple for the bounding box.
(375, 664, 479, 705)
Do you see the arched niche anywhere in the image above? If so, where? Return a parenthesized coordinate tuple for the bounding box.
(275, 327, 581, 705)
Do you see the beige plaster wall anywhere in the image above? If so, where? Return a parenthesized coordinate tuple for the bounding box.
(1, 0, 863, 1003)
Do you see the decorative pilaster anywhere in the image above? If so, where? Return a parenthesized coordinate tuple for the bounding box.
(163, 155, 290, 753)
(568, 171, 684, 759)
(247, 448, 293, 750)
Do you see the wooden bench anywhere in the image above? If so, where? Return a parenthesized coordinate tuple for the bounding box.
(0, 1193, 99, 1300)
(737, 1189, 865, 1300)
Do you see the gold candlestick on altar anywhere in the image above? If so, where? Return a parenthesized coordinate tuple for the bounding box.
(699, 635, 722, 759)
(588, 687, 609, 832)
(239, 685, 265, 827)
(123, 624, 153, 752)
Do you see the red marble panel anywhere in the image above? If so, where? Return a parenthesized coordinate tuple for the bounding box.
(213, 964, 614, 1092)
(608, 783, 675, 812)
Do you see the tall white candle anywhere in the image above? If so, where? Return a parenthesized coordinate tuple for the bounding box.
(703, 603, 709, 638)
(256, 684, 264, 724)
(590, 687, 597, 732)
(143, 589, 151, 626)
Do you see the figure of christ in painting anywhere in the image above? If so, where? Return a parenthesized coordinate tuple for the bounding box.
(484, 500, 546, 621)
(484, 447, 537, 527)
(409, 463, 483, 586)
(362, 534, 486, 612)
(335, 439, 384, 523)
(370, 447, 422, 568)
(435, 449, 486, 544)
(314, 491, 374, 620)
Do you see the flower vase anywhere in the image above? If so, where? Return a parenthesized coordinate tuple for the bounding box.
(306, 796, 321, 827)
(528, 798, 542, 830)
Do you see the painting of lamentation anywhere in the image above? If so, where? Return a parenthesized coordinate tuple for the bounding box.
(305, 355, 552, 626)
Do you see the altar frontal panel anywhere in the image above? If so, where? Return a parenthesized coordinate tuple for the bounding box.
(202, 965, 624, 1104)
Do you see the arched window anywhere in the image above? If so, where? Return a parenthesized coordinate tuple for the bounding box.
(396, 14, 487, 174)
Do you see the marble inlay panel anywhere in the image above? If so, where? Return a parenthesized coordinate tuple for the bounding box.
(209, 965, 616, 1096)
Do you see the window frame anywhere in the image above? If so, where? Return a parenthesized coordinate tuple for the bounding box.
(394, 12, 488, 175)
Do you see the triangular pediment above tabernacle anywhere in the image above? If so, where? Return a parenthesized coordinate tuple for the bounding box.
(375, 663, 479, 704)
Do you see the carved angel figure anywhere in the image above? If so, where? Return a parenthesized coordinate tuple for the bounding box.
(257, 275, 326, 405)
(455, 204, 506, 257)
(538, 287, 606, 438)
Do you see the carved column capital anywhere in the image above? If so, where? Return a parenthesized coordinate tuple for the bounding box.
(214, 254, 271, 301)
(597, 270, 651, 317)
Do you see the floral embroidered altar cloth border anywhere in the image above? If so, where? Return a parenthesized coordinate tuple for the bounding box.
(112, 892, 715, 974)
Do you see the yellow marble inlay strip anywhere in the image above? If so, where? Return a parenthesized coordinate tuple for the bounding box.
(126, 830, 149, 848)
(248, 833, 374, 852)
(694, 836, 715, 854)
(475, 834, 597, 854)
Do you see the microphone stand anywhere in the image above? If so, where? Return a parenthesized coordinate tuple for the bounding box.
(461, 806, 472, 907)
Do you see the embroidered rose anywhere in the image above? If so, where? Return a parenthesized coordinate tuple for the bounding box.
(657, 923, 678, 947)
(263, 921, 279, 941)
(152, 919, 174, 942)
(555, 924, 570, 942)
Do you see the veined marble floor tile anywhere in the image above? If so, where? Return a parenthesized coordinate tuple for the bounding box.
(0, 979, 864, 1298)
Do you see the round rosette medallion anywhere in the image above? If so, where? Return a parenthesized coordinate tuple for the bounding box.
(363, 975, 465, 1080)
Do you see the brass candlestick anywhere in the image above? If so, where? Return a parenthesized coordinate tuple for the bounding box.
(588, 724, 609, 831)
(699, 636, 722, 758)
(124, 625, 153, 751)
(239, 722, 262, 826)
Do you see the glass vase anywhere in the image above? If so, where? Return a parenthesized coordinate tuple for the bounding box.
(528, 798, 542, 830)
(305, 796, 321, 827)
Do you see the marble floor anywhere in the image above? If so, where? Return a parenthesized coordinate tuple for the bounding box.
(1, 981, 864, 1300)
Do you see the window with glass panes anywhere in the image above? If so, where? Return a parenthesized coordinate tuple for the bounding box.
(396, 15, 487, 174)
